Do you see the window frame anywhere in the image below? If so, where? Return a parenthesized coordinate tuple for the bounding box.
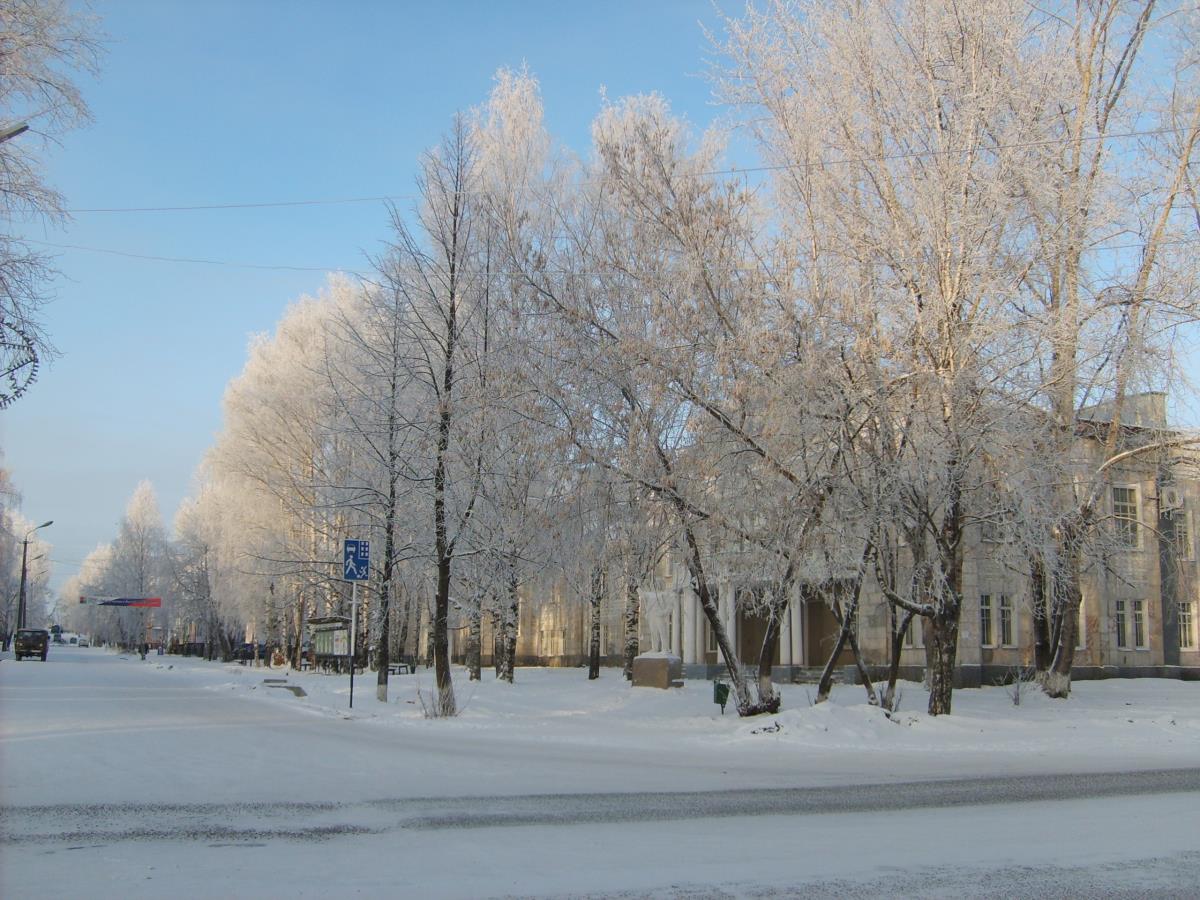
(1179, 601, 1195, 651)
(1112, 484, 1142, 550)
(1132, 598, 1147, 650)
(902, 615, 923, 649)
(999, 594, 1015, 648)
(980, 594, 994, 648)
(1115, 599, 1129, 650)
(1173, 508, 1193, 561)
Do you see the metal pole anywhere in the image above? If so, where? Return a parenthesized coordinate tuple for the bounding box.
(15, 521, 52, 632)
(349, 581, 357, 709)
(16, 538, 29, 630)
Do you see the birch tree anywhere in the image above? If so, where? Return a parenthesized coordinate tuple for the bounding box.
(374, 116, 487, 716)
(209, 287, 349, 665)
(0, 0, 100, 407)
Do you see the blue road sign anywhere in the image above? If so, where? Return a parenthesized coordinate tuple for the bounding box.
(343, 539, 370, 581)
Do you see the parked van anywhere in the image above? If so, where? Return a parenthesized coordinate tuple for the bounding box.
(14, 628, 49, 661)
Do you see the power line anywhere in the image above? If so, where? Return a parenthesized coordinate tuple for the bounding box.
(65, 195, 406, 214)
(58, 126, 1190, 215)
(28, 234, 1200, 278)
(24, 239, 368, 276)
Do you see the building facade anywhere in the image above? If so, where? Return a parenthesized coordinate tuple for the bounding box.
(456, 394, 1200, 684)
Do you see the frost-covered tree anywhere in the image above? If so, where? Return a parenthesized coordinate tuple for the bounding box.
(0, 0, 101, 407)
(372, 115, 490, 717)
(169, 488, 248, 660)
(209, 285, 351, 665)
(323, 276, 425, 699)
(1008, 2, 1200, 698)
(80, 481, 168, 646)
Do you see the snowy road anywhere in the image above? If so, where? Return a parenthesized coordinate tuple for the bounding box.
(3, 648, 1200, 897)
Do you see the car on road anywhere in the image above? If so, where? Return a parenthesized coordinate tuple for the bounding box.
(78, 638, 89, 648)
(14, 628, 50, 661)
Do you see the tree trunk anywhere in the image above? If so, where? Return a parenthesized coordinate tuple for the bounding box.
(491, 608, 503, 677)
(622, 575, 640, 681)
(499, 570, 518, 683)
(926, 608, 959, 715)
(375, 432, 401, 702)
(432, 554, 455, 715)
(588, 567, 603, 680)
(1044, 545, 1082, 699)
(291, 591, 305, 669)
(1031, 558, 1051, 674)
(755, 606, 781, 712)
(467, 603, 482, 681)
(881, 608, 915, 712)
(399, 589, 414, 663)
(815, 587, 854, 704)
(845, 624, 877, 706)
(678, 518, 764, 715)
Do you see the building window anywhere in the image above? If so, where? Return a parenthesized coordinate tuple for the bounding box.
(1112, 486, 1140, 549)
(705, 620, 718, 654)
(902, 615, 923, 649)
(1132, 599, 1147, 649)
(980, 594, 994, 647)
(981, 512, 1012, 544)
(1076, 602, 1086, 650)
(999, 595, 1014, 647)
(1173, 510, 1193, 561)
(1180, 601, 1195, 650)
(1115, 599, 1128, 649)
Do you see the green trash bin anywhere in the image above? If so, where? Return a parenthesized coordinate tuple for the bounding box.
(713, 680, 730, 714)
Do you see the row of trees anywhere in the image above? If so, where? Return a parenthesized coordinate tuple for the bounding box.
(0, 460, 52, 645)
(60, 1, 1200, 720)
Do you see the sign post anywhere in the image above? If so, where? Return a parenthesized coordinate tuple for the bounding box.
(343, 539, 369, 709)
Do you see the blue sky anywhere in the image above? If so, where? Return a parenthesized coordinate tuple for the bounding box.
(2, 0, 732, 593)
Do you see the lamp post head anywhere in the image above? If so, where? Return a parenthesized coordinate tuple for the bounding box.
(0, 122, 29, 144)
(26, 520, 53, 539)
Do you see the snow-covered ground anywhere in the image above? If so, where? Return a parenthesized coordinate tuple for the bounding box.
(3, 646, 1199, 898)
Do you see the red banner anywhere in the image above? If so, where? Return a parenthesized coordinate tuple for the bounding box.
(79, 596, 162, 608)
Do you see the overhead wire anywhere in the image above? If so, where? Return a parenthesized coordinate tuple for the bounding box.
(25, 234, 1200, 278)
(57, 125, 1193, 215)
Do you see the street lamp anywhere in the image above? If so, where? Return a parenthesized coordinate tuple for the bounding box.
(0, 122, 29, 144)
(16, 519, 52, 630)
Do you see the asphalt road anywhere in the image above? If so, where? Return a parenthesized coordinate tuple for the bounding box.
(6, 767, 1200, 846)
(4, 648, 1199, 898)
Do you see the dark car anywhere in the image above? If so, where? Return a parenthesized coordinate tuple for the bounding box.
(14, 628, 50, 661)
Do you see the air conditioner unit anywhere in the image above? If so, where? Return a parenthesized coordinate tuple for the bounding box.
(1161, 486, 1184, 511)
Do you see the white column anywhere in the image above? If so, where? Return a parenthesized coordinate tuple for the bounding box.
(779, 607, 793, 666)
(673, 593, 684, 656)
(791, 597, 804, 666)
(719, 580, 737, 661)
(694, 595, 706, 661)
(682, 590, 697, 663)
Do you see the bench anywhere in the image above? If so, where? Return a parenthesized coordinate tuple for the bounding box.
(387, 662, 413, 675)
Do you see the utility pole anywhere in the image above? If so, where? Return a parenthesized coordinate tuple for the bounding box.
(16, 520, 52, 630)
